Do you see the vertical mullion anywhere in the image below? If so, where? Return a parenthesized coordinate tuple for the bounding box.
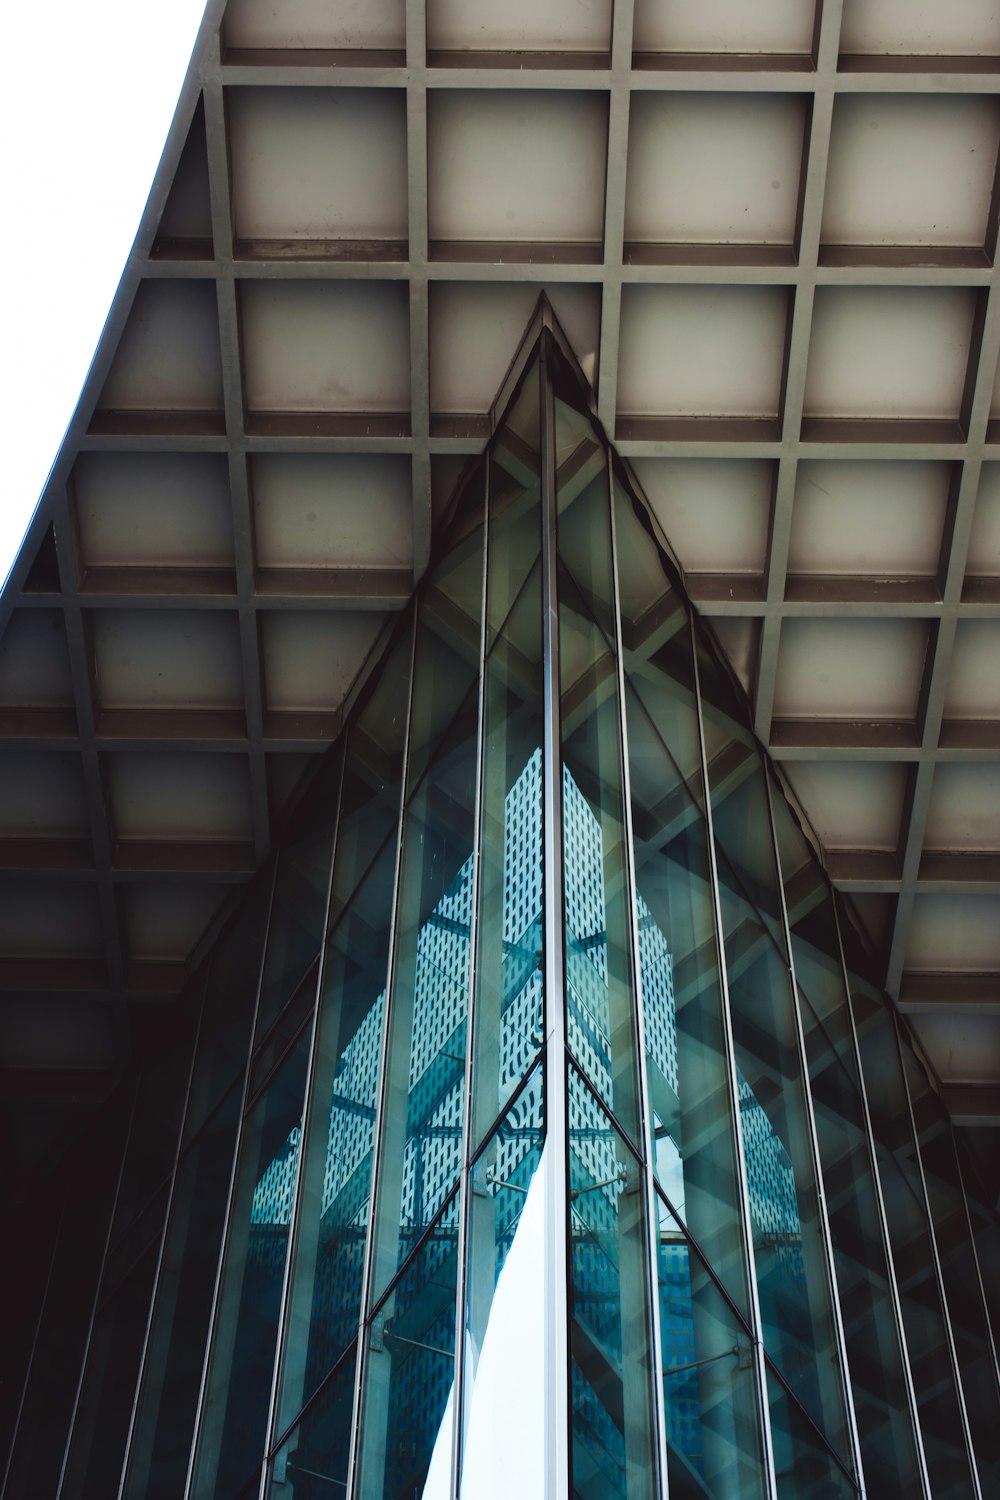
(448, 458, 491, 1500)
(952, 1123, 1000, 1401)
(257, 745, 346, 1498)
(54, 1084, 141, 1500)
(345, 610, 420, 1500)
(116, 964, 210, 1500)
(690, 622, 779, 1500)
(539, 321, 571, 1498)
(1, 1198, 64, 1500)
(895, 1017, 985, 1500)
(763, 773, 867, 1497)
(182, 856, 279, 1500)
(606, 453, 670, 1499)
(831, 911, 933, 1500)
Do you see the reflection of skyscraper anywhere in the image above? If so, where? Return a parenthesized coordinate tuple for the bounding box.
(248, 746, 804, 1485)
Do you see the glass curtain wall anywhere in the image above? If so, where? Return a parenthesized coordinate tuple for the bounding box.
(9, 306, 1000, 1500)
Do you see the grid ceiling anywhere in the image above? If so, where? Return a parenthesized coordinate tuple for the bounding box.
(2, 0, 1000, 1142)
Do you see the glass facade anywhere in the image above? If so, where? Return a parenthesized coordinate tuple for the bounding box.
(5, 307, 999, 1500)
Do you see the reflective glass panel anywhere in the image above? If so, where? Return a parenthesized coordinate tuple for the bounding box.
(256, 822, 335, 1042)
(616, 515, 750, 1323)
(366, 515, 483, 1300)
(568, 1065, 658, 1500)
(356, 1190, 461, 1498)
(766, 1365, 857, 1500)
(124, 1083, 242, 1500)
(557, 419, 640, 1146)
(184, 872, 273, 1146)
(472, 368, 544, 1151)
(904, 1042, 1000, 1493)
(850, 983, 978, 1500)
(656, 1191, 767, 1500)
(771, 786, 925, 1493)
(273, 836, 399, 1438)
(191, 1024, 312, 1500)
(59, 1240, 159, 1499)
(269, 1344, 358, 1500)
(459, 1065, 546, 1495)
(698, 641, 852, 1472)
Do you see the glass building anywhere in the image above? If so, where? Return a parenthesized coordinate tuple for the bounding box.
(6, 305, 998, 1500)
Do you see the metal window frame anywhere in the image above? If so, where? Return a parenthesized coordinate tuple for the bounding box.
(257, 741, 347, 1500)
(831, 909, 934, 1499)
(182, 855, 279, 1500)
(894, 1015, 986, 1500)
(762, 767, 868, 1496)
(605, 450, 670, 1498)
(539, 318, 572, 1498)
(448, 442, 490, 1499)
(345, 604, 420, 1500)
(115, 961, 210, 1500)
(690, 622, 780, 1500)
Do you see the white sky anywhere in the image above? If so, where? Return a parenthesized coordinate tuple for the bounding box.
(0, 0, 209, 591)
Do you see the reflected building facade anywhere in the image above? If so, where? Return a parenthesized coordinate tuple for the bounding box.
(5, 309, 1000, 1500)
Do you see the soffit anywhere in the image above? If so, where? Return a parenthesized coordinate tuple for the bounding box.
(1, 0, 999, 1141)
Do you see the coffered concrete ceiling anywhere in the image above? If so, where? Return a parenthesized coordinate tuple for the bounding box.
(2, 0, 1000, 1155)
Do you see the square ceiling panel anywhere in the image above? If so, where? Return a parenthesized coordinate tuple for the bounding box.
(905, 893, 1000, 972)
(0, 611, 74, 711)
(427, 91, 608, 254)
(909, 1014, 1000, 1094)
(222, 0, 406, 52)
(966, 463, 1000, 581)
(0, 751, 89, 840)
(121, 883, 229, 962)
(104, 752, 253, 843)
(240, 281, 411, 423)
(632, 0, 817, 56)
(839, 0, 1000, 59)
(773, 618, 930, 722)
(72, 454, 234, 571)
(90, 610, 244, 711)
(788, 460, 950, 578)
(924, 764, 1000, 852)
(426, 0, 611, 56)
(428, 282, 600, 417)
(821, 95, 999, 255)
(630, 458, 774, 576)
(802, 287, 976, 432)
(0, 881, 103, 958)
(942, 619, 1000, 720)
(625, 93, 806, 254)
(251, 454, 413, 572)
(785, 761, 906, 852)
(227, 88, 408, 252)
(96, 280, 224, 417)
(260, 611, 386, 714)
(617, 285, 790, 434)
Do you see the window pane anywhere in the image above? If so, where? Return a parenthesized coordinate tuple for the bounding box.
(269, 1344, 358, 1500)
(568, 1065, 658, 1500)
(459, 1065, 546, 1495)
(850, 983, 979, 1500)
(367, 520, 483, 1301)
(191, 1023, 311, 1499)
(124, 1084, 242, 1500)
(273, 837, 398, 1438)
(698, 641, 853, 1473)
(356, 1191, 461, 1498)
(771, 787, 925, 1493)
(657, 1191, 767, 1500)
(472, 368, 544, 1152)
